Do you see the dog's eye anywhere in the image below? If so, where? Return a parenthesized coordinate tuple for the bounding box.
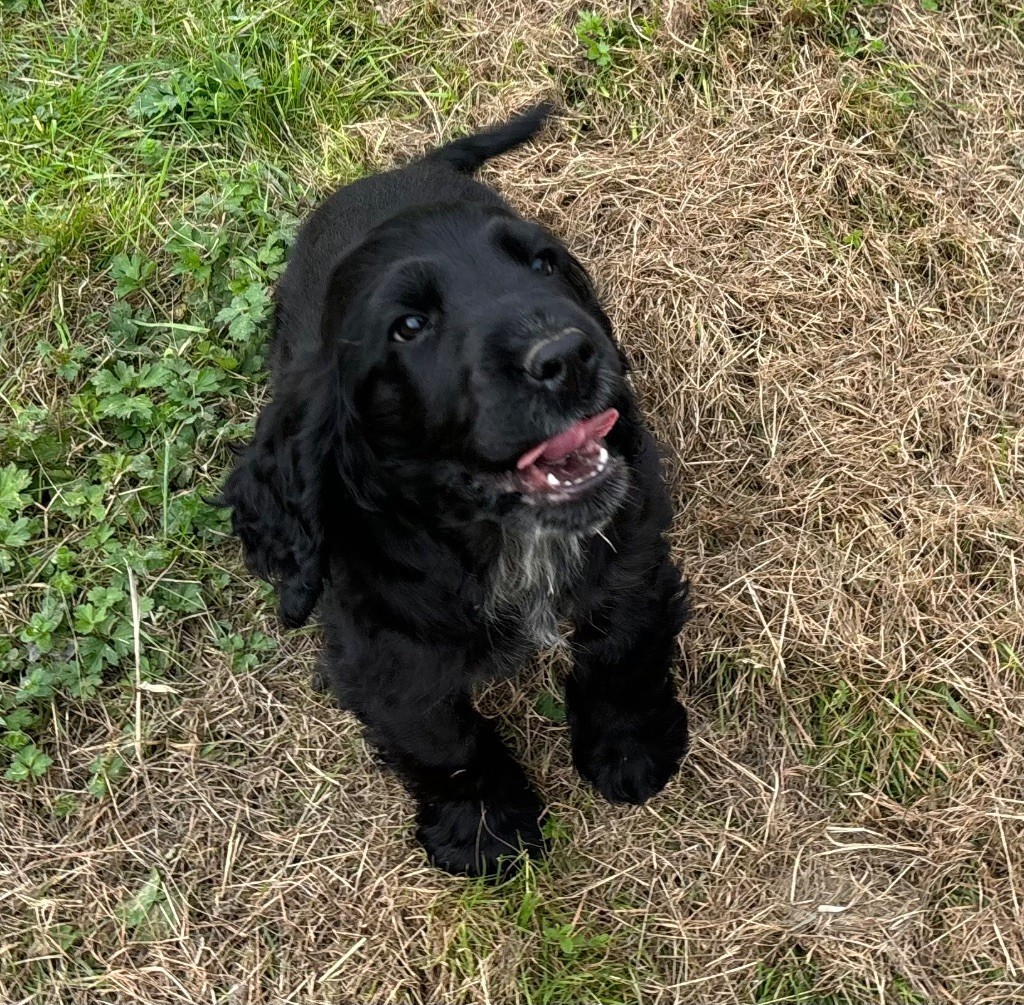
(389, 314, 429, 342)
(530, 253, 554, 276)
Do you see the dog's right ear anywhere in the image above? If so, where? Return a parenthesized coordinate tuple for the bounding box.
(220, 364, 337, 629)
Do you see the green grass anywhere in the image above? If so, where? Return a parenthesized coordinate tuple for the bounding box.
(0, 0, 445, 787)
(753, 950, 827, 1004)
(702, 651, 989, 807)
(435, 860, 647, 1004)
(753, 951, 929, 1005)
(803, 682, 945, 804)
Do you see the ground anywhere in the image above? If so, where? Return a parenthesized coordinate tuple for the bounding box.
(1, 1, 1023, 1002)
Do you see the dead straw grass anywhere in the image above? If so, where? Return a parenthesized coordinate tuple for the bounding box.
(3, 1, 1023, 1002)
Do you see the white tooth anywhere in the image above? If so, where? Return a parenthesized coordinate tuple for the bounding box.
(598, 446, 608, 464)
(546, 473, 560, 487)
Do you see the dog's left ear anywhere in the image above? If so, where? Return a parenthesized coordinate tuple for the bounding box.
(221, 364, 336, 628)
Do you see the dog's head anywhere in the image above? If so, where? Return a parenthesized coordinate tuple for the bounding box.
(224, 202, 635, 626)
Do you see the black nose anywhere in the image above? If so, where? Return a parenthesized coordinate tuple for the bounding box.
(524, 329, 597, 388)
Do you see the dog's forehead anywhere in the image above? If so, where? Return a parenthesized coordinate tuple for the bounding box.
(377, 206, 545, 264)
(354, 208, 567, 325)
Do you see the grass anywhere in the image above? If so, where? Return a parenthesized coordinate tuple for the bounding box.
(436, 862, 645, 1004)
(2, 0, 1024, 1002)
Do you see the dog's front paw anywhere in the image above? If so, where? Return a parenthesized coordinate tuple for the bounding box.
(415, 792, 547, 878)
(571, 697, 688, 805)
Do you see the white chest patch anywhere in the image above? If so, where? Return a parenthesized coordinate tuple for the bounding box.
(484, 527, 584, 649)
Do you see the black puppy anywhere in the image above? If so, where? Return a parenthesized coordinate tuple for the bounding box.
(222, 104, 689, 876)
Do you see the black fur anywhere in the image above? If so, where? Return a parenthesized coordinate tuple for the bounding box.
(221, 105, 690, 877)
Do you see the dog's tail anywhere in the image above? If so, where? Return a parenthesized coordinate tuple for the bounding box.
(425, 102, 555, 174)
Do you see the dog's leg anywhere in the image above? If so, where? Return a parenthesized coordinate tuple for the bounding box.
(331, 655, 545, 876)
(567, 549, 689, 804)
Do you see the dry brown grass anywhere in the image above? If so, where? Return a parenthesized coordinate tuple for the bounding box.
(3, 1, 1024, 1002)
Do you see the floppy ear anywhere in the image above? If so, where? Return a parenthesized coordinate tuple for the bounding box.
(319, 255, 387, 513)
(221, 364, 337, 629)
(222, 246, 389, 628)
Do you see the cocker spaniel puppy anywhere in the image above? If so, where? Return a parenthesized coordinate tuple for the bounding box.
(222, 105, 690, 876)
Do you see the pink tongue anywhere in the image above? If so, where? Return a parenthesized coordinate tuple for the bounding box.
(516, 409, 619, 470)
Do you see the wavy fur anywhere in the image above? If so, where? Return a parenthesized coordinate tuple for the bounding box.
(221, 106, 690, 876)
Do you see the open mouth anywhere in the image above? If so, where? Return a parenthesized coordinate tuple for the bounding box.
(495, 408, 619, 503)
